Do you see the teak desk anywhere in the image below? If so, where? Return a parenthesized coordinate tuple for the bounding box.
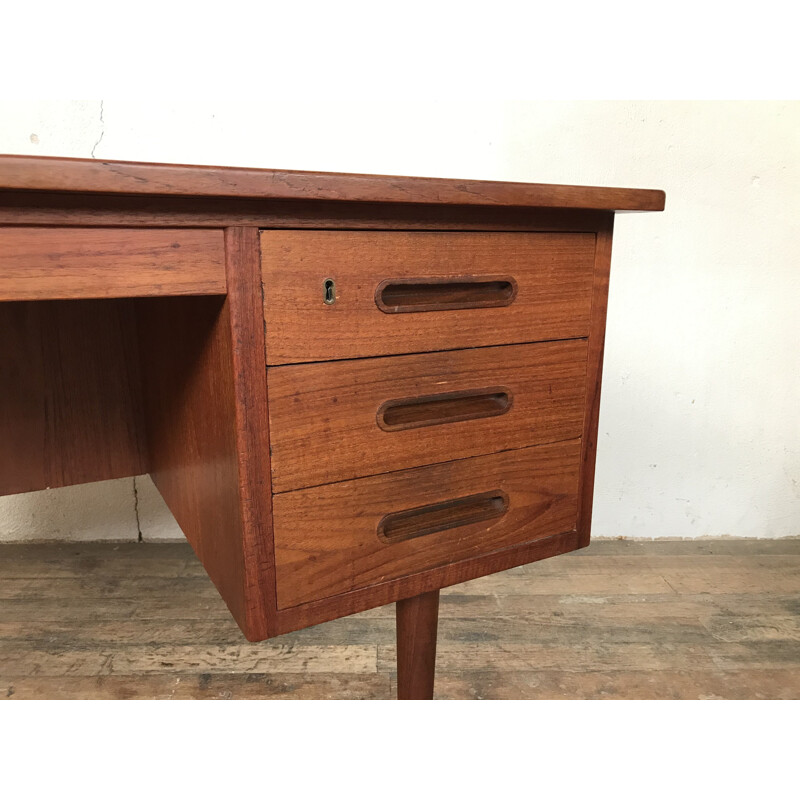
(0, 155, 664, 699)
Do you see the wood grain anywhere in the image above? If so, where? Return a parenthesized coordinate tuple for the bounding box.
(0, 154, 666, 211)
(2, 539, 794, 700)
(0, 300, 146, 495)
(261, 231, 595, 364)
(136, 229, 275, 642)
(276, 530, 581, 634)
(221, 227, 277, 640)
(0, 192, 610, 232)
(0, 674, 391, 700)
(137, 295, 250, 630)
(272, 441, 580, 608)
(0, 643, 377, 676)
(377, 490, 509, 543)
(578, 215, 614, 546)
(268, 340, 588, 491)
(396, 590, 439, 700)
(375, 276, 517, 313)
(0, 227, 225, 301)
(376, 387, 512, 432)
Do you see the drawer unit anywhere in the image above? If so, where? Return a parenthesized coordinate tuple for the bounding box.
(261, 230, 596, 364)
(268, 339, 589, 491)
(273, 440, 581, 608)
(261, 227, 595, 609)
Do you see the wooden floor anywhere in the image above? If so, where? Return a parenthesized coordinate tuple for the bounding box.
(1, 539, 798, 699)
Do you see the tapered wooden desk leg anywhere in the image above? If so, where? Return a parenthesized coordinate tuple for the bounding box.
(396, 589, 440, 700)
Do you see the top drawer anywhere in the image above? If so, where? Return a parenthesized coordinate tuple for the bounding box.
(261, 231, 595, 364)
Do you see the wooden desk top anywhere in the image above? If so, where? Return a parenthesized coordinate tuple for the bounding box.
(0, 154, 665, 212)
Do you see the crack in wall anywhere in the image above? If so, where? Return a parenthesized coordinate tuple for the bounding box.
(91, 100, 105, 158)
(133, 477, 143, 542)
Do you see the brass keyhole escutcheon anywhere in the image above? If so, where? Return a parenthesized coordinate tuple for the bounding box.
(323, 278, 336, 305)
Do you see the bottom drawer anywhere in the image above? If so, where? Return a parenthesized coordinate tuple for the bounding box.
(273, 439, 581, 608)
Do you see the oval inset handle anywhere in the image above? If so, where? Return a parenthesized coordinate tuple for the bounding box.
(375, 276, 517, 313)
(377, 387, 513, 432)
(377, 490, 509, 544)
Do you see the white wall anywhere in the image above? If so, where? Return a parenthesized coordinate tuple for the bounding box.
(0, 100, 797, 540)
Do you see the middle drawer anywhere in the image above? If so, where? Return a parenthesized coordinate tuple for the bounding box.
(268, 339, 589, 492)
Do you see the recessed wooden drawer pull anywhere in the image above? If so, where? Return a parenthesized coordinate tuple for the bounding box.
(377, 490, 510, 544)
(377, 387, 513, 432)
(375, 276, 518, 313)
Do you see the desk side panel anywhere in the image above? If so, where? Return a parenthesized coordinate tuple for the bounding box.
(137, 295, 251, 634)
(136, 228, 275, 641)
(577, 215, 614, 546)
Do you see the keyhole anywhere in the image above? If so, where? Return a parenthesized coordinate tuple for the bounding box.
(323, 278, 336, 305)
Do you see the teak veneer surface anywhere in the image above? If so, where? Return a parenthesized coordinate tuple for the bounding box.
(268, 340, 588, 492)
(396, 590, 440, 700)
(578, 219, 614, 547)
(261, 231, 595, 364)
(0, 227, 225, 301)
(0, 300, 146, 496)
(0, 154, 666, 211)
(273, 441, 581, 608)
(137, 295, 251, 630)
(136, 229, 275, 641)
(0, 193, 610, 231)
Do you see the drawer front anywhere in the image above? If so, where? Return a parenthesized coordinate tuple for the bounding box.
(273, 440, 581, 608)
(0, 227, 226, 301)
(268, 339, 588, 492)
(261, 231, 595, 364)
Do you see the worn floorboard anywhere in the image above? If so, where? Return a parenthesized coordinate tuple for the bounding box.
(0, 539, 798, 699)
